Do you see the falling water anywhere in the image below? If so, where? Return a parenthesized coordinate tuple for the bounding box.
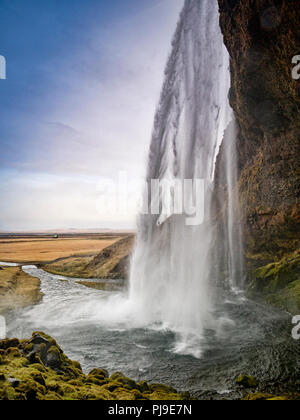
(129, 0, 240, 357)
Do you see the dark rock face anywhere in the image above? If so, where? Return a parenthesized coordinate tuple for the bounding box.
(216, 0, 300, 310)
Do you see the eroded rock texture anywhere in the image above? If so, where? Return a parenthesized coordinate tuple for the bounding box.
(216, 0, 300, 311)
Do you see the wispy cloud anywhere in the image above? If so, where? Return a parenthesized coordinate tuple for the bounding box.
(0, 0, 184, 230)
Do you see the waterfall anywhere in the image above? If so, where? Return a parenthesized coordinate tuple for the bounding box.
(128, 0, 242, 357)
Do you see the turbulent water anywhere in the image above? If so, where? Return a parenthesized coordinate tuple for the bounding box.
(5, 265, 299, 398)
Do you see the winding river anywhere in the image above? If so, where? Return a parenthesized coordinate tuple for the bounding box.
(3, 263, 299, 398)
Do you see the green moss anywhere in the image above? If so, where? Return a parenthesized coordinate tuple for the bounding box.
(89, 368, 109, 378)
(72, 360, 82, 372)
(0, 332, 187, 401)
(251, 251, 300, 292)
(242, 393, 275, 401)
(149, 383, 178, 394)
(6, 347, 21, 358)
(266, 279, 300, 314)
(243, 393, 300, 401)
(85, 376, 108, 386)
(247, 250, 300, 313)
(236, 375, 258, 388)
(0, 338, 20, 350)
(23, 343, 34, 353)
(138, 380, 150, 393)
(148, 391, 184, 401)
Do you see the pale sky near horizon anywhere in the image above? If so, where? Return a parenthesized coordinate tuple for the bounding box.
(0, 0, 184, 231)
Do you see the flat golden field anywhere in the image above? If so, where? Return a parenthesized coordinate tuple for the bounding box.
(0, 235, 123, 264)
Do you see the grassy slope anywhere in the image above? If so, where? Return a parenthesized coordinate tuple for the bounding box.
(42, 236, 135, 281)
(0, 267, 42, 315)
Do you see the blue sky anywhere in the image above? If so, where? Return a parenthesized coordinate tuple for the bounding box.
(0, 0, 183, 230)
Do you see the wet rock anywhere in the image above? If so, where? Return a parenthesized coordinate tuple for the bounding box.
(28, 334, 50, 347)
(46, 346, 62, 370)
(23, 333, 65, 371)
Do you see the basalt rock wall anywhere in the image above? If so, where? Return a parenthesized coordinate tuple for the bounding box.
(216, 0, 300, 312)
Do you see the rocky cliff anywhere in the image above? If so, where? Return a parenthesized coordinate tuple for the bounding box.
(216, 0, 300, 312)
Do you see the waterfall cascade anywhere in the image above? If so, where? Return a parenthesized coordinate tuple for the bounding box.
(129, 0, 243, 356)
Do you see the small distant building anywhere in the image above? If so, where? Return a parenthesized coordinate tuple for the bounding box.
(53, 234, 59, 239)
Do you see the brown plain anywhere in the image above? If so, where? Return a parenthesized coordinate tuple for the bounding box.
(0, 236, 122, 264)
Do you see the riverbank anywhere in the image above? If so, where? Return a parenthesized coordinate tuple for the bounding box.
(0, 234, 134, 296)
(0, 266, 42, 315)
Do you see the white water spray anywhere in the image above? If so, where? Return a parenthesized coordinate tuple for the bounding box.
(128, 0, 237, 356)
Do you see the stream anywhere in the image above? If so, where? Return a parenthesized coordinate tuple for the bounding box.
(3, 263, 300, 398)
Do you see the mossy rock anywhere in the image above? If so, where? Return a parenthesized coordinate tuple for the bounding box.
(149, 383, 178, 394)
(6, 348, 21, 358)
(88, 368, 108, 379)
(0, 332, 188, 401)
(242, 393, 275, 401)
(72, 360, 82, 372)
(236, 375, 258, 388)
(248, 251, 300, 295)
(46, 346, 62, 370)
(266, 279, 300, 314)
(0, 338, 20, 350)
(247, 251, 300, 313)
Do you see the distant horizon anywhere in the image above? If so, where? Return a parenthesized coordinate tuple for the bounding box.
(0, 227, 136, 234)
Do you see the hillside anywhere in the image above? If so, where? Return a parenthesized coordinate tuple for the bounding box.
(0, 267, 42, 314)
(41, 235, 135, 281)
